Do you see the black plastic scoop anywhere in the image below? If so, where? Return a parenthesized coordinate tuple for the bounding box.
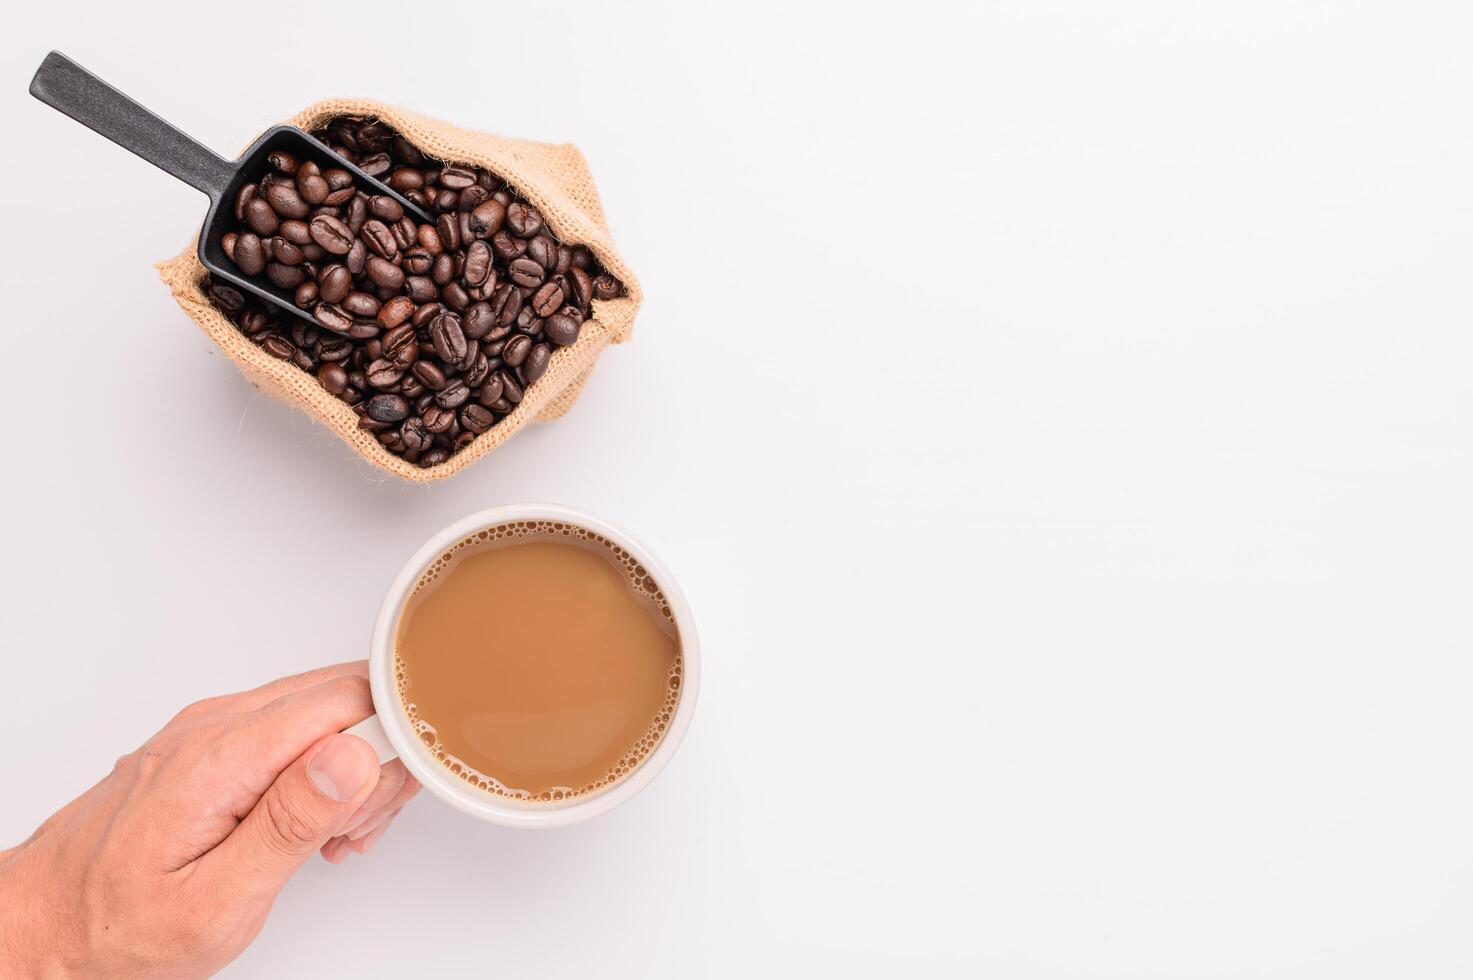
(28, 50, 432, 324)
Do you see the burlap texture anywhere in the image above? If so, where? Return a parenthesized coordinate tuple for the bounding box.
(156, 99, 640, 482)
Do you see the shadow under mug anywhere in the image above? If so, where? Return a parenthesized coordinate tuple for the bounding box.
(344, 503, 700, 829)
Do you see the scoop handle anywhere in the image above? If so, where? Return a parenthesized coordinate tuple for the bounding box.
(29, 51, 235, 200)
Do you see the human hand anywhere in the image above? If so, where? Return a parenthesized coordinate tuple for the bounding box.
(0, 662, 420, 978)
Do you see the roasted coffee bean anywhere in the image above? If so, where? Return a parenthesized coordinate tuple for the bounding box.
(401, 377, 426, 399)
(314, 303, 355, 334)
(266, 149, 297, 174)
(476, 373, 505, 406)
(544, 312, 580, 346)
(233, 232, 266, 276)
(369, 195, 404, 221)
(365, 359, 403, 389)
(435, 379, 471, 409)
(405, 275, 437, 303)
(208, 283, 245, 313)
(345, 239, 368, 275)
(515, 306, 540, 334)
(382, 324, 419, 367)
(317, 264, 351, 304)
(299, 173, 330, 205)
(486, 397, 513, 415)
(418, 448, 450, 468)
(358, 255, 402, 291)
(523, 342, 551, 382)
(422, 405, 455, 433)
(441, 283, 471, 311)
(400, 416, 430, 453)
(377, 295, 415, 329)
(318, 337, 353, 361)
(309, 214, 354, 254)
(322, 168, 356, 205)
(459, 403, 493, 433)
(527, 235, 558, 270)
(531, 280, 565, 317)
(234, 183, 257, 222)
(436, 213, 461, 251)
(418, 223, 444, 254)
(506, 201, 543, 237)
(365, 394, 410, 423)
(491, 230, 526, 260)
(271, 237, 304, 266)
(244, 197, 279, 236)
(430, 313, 468, 363)
(389, 167, 424, 192)
(488, 282, 523, 326)
(431, 252, 455, 286)
(348, 319, 380, 340)
(264, 181, 310, 220)
(294, 282, 318, 307)
(438, 165, 477, 190)
(465, 199, 504, 239)
(411, 360, 447, 390)
(317, 362, 348, 394)
(508, 256, 544, 288)
(501, 333, 532, 367)
(362, 219, 397, 259)
(279, 219, 313, 246)
(463, 240, 493, 286)
(402, 246, 433, 276)
(346, 194, 368, 234)
(566, 266, 593, 309)
(343, 291, 382, 317)
(266, 263, 306, 289)
(393, 217, 418, 251)
(359, 152, 392, 178)
(262, 335, 296, 359)
(457, 299, 507, 342)
(499, 370, 524, 403)
(411, 301, 442, 330)
(592, 274, 621, 300)
(464, 351, 492, 387)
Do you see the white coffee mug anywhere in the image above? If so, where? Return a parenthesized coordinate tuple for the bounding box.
(344, 503, 700, 829)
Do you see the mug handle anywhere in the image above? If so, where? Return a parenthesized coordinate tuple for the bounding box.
(344, 715, 399, 765)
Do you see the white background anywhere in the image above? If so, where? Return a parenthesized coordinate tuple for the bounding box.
(1, 1, 1471, 976)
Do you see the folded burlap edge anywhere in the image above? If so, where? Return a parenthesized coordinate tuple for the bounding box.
(156, 98, 642, 483)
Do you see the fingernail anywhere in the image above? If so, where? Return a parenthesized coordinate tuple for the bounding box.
(347, 808, 392, 842)
(308, 735, 375, 802)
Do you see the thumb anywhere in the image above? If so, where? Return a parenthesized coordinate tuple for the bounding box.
(209, 733, 381, 895)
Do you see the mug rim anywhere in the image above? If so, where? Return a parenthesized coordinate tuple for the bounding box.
(367, 503, 700, 828)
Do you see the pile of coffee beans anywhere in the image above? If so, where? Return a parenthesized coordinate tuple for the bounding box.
(203, 117, 623, 468)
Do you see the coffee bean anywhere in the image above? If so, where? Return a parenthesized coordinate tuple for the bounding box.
(418, 448, 450, 468)
(527, 235, 558, 270)
(476, 373, 505, 406)
(309, 214, 354, 254)
(435, 379, 471, 409)
(318, 337, 353, 361)
(245, 197, 279, 236)
(460, 403, 493, 433)
(314, 303, 355, 334)
(377, 295, 415, 329)
(508, 256, 544, 288)
(506, 201, 543, 237)
(411, 302, 442, 330)
(271, 236, 304, 265)
(360, 152, 392, 178)
(502, 334, 532, 367)
(299, 173, 330, 205)
(317, 264, 351, 304)
(411, 360, 446, 390)
(369, 195, 404, 221)
(362, 219, 398, 259)
(403, 246, 433, 276)
(523, 342, 551, 382)
(383, 324, 419, 367)
(430, 313, 468, 364)
(317, 362, 348, 394)
(343, 291, 382, 317)
(279, 219, 312, 246)
(294, 281, 318, 307)
(491, 230, 527, 260)
(441, 283, 471, 311)
(463, 240, 494, 286)
(267, 149, 297, 174)
(345, 239, 368, 275)
(439, 165, 477, 190)
(365, 393, 410, 423)
(422, 405, 455, 433)
(499, 369, 524, 403)
(234, 183, 257, 222)
(266, 263, 306, 289)
(531, 280, 565, 317)
(544, 312, 580, 346)
(233, 232, 266, 276)
(592, 274, 621, 300)
(262, 335, 296, 360)
(436, 213, 461, 251)
(566, 266, 593, 309)
(322, 168, 356, 205)
(470, 200, 505, 238)
(365, 359, 403, 389)
(400, 416, 431, 453)
(406, 276, 437, 303)
(431, 252, 455, 287)
(264, 181, 310, 220)
(346, 194, 368, 234)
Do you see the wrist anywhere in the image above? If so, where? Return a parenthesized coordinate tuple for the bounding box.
(0, 847, 68, 979)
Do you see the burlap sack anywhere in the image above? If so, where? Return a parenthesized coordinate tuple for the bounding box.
(156, 99, 641, 482)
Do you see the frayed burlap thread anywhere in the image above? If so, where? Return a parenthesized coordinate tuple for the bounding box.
(156, 99, 641, 482)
